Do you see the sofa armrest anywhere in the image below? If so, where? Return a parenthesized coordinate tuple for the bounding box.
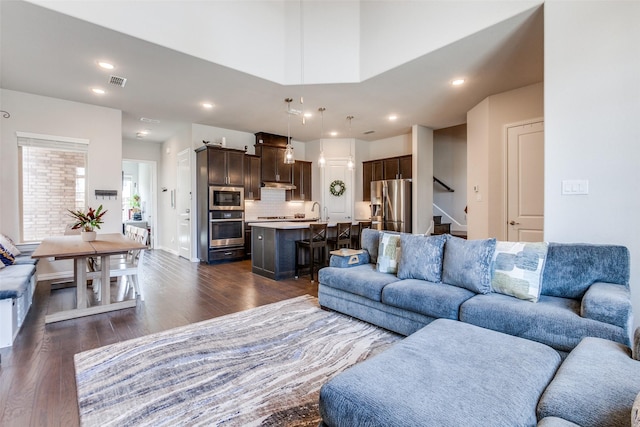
(581, 282, 632, 329)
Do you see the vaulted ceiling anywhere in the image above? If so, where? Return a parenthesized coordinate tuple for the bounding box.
(0, 1, 544, 143)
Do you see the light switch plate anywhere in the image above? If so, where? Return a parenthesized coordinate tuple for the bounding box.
(562, 179, 589, 195)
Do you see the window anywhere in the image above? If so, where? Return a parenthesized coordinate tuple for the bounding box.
(18, 133, 89, 242)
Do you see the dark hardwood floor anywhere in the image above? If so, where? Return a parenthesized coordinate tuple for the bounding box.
(0, 250, 318, 426)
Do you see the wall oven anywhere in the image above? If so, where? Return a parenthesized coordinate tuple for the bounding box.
(209, 186, 244, 211)
(210, 211, 244, 248)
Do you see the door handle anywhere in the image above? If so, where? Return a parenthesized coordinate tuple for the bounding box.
(509, 220, 520, 226)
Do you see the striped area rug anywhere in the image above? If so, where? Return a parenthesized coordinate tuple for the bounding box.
(74, 295, 400, 426)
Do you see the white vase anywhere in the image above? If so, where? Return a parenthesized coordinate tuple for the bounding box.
(81, 230, 97, 242)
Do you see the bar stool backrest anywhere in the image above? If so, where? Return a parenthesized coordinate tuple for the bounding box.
(310, 223, 328, 243)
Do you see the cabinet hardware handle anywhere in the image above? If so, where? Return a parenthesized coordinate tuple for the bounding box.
(258, 235, 263, 240)
(224, 252, 232, 256)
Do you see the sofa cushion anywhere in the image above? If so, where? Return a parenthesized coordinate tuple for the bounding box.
(318, 264, 400, 302)
(460, 293, 631, 352)
(442, 235, 496, 294)
(537, 418, 581, 427)
(320, 319, 561, 427)
(382, 279, 475, 320)
(541, 243, 629, 299)
(0, 264, 36, 299)
(491, 241, 548, 302)
(376, 233, 401, 274)
(397, 233, 446, 282)
(538, 337, 640, 427)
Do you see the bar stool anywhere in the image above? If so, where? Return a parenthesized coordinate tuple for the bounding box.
(351, 221, 372, 249)
(328, 222, 353, 250)
(295, 223, 328, 282)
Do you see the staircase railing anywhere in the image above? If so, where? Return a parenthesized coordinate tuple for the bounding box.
(433, 177, 454, 192)
(433, 203, 467, 230)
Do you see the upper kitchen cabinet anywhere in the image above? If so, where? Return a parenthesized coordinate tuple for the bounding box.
(383, 155, 412, 180)
(286, 160, 312, 201)
(206, 147, 245, 186)
(244, 154, 261, 200)
(362, 160, 384, 201)
(255, 132, 292, 184)
(363, 155, 411, 201)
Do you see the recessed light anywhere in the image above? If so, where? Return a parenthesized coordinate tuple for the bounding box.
(202, 102, 214, 109)
(138, 130, 150, 135)
(92, 88, 105, 94)
(451, 79, 465, 86)
(388, 115, 398, 121)
(330, 131, 338, 137)
(98, 61, 114, 70)
(304, 112, 313, 118)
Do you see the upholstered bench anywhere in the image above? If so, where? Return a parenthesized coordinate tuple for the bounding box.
(319, 319, 561, 426)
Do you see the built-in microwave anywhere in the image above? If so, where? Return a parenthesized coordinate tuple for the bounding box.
(209, 186, 244, 210)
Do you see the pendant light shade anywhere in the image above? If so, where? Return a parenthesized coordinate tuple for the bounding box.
(318, 107, 326, 168)
(347, 115, 354, 171)
(284, 98, 295, 164)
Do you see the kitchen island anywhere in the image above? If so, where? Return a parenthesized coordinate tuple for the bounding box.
(248, 221, 362, 281)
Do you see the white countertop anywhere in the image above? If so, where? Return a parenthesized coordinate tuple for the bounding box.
(248, 220, 366, 229)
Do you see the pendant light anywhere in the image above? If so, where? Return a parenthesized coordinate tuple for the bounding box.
(318, 107, 326, 168)
(284, 98, 295, 164)
(346, 115, 355, 171)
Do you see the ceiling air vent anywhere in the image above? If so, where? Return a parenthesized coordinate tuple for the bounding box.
(140, 117, 160, 124)
(363, 130, 375, 135)
(109, 75, 127, 87)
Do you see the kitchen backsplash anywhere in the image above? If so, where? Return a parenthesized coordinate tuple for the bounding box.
(245, 188, 316, 220)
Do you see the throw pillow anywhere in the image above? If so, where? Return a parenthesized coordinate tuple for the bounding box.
(0, 233, 21, 256)
(376, 233, 401, 274)
(397, 233, 446, 282)
(442, 235, 496, 294)
(0, 243, 16, 266)
(491, 241, 548, 302)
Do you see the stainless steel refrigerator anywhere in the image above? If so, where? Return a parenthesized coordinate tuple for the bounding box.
(371, 179, 412, 233)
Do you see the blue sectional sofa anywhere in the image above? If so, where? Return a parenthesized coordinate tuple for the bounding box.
(0, 243, 38, 348)
(318, 229, 632, 354)
(317, 230, 638, 426)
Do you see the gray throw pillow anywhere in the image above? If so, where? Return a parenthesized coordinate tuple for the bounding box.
(442, 235, 496, 294)
(397, 233, 447, 282)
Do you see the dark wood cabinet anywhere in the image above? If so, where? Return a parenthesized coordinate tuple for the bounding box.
(207, 147, 245, 186)
(195, 146, 245, 264)
(399, 155, 412, 179)
(362, 160, 384, 201)
(362, 156, 411, 201)
(244, 154, 261, 200)
(256, 145, 292, 183)
(287, 160, 312, 201)
(254, 132, 293, 184)
(383, 155, 412, 180)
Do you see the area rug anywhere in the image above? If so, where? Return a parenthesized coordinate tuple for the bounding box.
(74, 295, 400, 426)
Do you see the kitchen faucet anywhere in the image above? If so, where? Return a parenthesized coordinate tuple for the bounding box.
(311, 201, 320, 220)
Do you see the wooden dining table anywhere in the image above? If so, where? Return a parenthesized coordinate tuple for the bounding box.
(32, 233, 146, 323)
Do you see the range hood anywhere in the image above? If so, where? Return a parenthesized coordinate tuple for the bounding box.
(262, 181, 297, 190)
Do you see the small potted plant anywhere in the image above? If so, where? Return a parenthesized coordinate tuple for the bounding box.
(68, 205, 107, 241)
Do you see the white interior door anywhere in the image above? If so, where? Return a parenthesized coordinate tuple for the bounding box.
(507, 121, 544, 242)
(177, 149, 191, 259)
(324, 159, 353, 222)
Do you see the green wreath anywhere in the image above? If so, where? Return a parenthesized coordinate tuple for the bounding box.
(329, 179, 346, 197)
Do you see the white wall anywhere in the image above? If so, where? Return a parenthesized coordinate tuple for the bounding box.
(366, 134, 412, 160)
(434, 124, 467, 231)
(544, 1, 640, 326)
(0, 89, 122, 279)
(0, 89, 122, 239)
(467, 82, 543, 240)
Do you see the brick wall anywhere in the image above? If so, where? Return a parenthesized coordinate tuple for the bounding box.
(21, 147, 86, 242)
